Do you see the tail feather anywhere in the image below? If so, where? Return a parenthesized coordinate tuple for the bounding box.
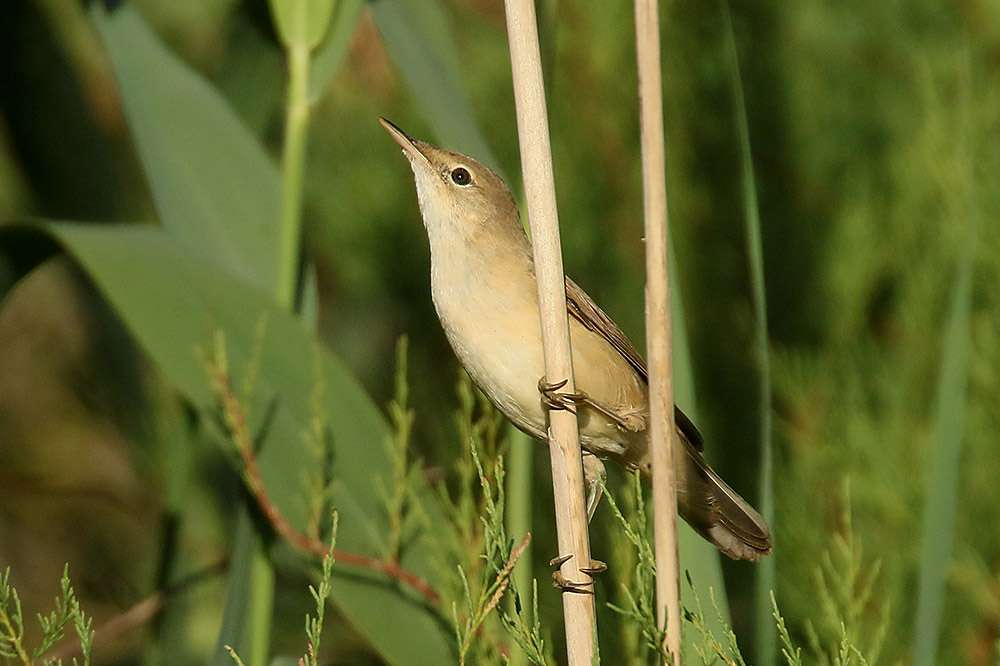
(677, 441, 772, 562)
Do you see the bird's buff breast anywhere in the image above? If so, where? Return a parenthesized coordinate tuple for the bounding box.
(431, 259, 548, 438)
(429, 254, 644, 462)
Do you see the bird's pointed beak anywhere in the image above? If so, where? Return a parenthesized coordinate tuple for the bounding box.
(379, 117, 433, 167)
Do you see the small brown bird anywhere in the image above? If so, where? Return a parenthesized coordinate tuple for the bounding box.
(381, 118, 771, 561)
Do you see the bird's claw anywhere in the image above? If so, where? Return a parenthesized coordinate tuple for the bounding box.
(549, 553, 573, 570)
(580, 560, 607, 575)
(552, 571, 594, 594)
(538, 377, 582, 413)
(538, 376, 641, 431)
(549, 554, 606, 594)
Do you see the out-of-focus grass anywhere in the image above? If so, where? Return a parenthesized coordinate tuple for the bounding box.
(913, 219, 975, 666)
(720, 4, 776, 664)
(768, 31, 999, 666)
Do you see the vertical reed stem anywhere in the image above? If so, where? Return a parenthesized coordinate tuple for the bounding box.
(276, 42, 311, 309)
(634, 0, 682, 662)
(503, 0, 598, 663)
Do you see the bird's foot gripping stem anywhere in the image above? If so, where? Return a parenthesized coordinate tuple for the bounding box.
(538, 377, 578, 413)
(549, 554, 607, 594)
(538, 377, 644, 432)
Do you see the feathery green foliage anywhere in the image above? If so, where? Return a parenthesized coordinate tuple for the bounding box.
(773, 592, 803, 666)
(802, 483, 889, 666)
(604, 473, 668, 662)
(380, 336, 420, 562)
(0, 566, 93, 666)
(301, 512, 340, 666)
(437, 374, 547, 665)
(604, 473, 887, 666)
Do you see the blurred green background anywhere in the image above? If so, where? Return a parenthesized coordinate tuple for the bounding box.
(0, 0, 998, 664)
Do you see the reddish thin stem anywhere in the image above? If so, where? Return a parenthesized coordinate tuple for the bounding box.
(210, 360, 442, 606)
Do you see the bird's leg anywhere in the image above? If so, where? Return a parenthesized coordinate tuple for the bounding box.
(582, 452, 606, 522)
(580, 453, 608, 575)
(539, 380, 614, 590)
(547, 454, 608, 593)
(538, 376, 644, 432)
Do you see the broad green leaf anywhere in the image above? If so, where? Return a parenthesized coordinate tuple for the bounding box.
(92, 9, 289, 660)
(46, 222, 371, 536)
(268, 0, 337, 49)
(370, 0, 496, 168)
(214, 14, 286, 135)
(92, 4, 282, 293)
(308, 0, 364, 100)
(8, 221, 455, 665)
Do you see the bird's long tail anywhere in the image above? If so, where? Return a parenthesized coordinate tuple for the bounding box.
(675, 441, 772, 562)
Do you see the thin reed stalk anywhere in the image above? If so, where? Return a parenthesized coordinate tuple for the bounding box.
(503, 0, 598, 663)
(633, 0, 681, 663)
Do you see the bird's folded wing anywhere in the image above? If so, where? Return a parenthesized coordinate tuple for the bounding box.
(564, 275, 704, 451)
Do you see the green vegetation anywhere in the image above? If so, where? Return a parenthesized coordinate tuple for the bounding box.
(0, 566, 93, 665)
(0, 0, 997, 664)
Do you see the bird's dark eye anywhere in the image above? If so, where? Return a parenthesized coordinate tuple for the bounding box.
(451, 167, 471, 185)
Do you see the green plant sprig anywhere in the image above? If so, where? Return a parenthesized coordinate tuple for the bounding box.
(0, 565, 94, 666)
(603, 472, 669, 661)
(380, 336, 421, 563)
(430, 374, 548, 664)
(302, 510, 340, 666)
